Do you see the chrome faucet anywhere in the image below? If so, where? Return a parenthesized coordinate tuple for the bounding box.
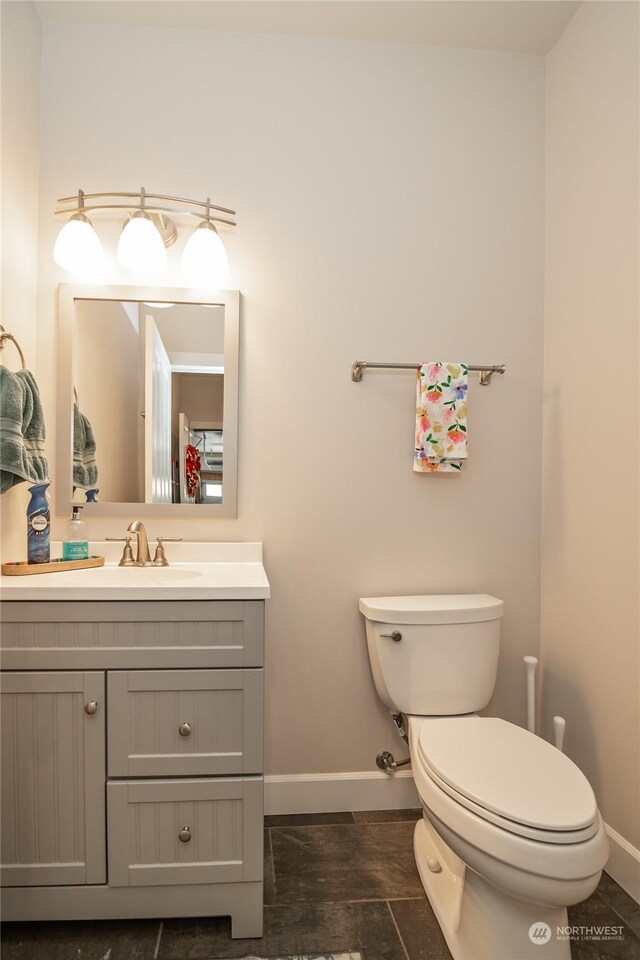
(127, 520, 152, 565)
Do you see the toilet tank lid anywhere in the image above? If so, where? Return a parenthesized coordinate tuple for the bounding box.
(358, 594, 504, 625)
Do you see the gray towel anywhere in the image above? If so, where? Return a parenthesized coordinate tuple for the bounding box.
(73, 402, 98, 488)
(0, 367, 49, 494)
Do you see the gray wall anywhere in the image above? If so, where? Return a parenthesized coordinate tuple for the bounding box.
(35, 26, 545, 775)
(542, 1, 640, 851)
(0, 1, 41, 560)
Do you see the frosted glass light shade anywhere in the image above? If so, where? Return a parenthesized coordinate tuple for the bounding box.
(53, 215, 103, 273)
(181, 222, 229, 289)
(117, 211, 167, 274)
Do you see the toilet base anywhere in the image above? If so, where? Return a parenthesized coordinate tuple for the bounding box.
(414, 817, 572, 960)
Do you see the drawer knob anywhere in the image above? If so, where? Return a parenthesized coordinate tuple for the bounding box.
(84, 700, 98, 716)
(178, 722, 192, 737)
(179, 826, 192, 843)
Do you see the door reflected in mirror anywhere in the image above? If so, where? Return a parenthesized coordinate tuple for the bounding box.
(72, 299, 229, 506)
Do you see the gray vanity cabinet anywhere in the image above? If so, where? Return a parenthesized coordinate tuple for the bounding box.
(0, 671, 106, 887)
(0, 600, 265, 939)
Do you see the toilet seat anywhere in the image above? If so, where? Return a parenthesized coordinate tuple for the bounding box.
(416, 716, 598, 843)
(421, 762, 599, 844)
(409, 715, 609, 885)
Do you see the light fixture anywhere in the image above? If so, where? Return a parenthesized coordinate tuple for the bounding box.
(53, 190, 103, 273)
(117, 215, 166, 274)
(53, 187, 236, 286)
(182, 212, 229, 289)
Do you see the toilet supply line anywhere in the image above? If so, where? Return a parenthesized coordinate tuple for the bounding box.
(376, 712, 411, 775)
(376, 750, 411, 775)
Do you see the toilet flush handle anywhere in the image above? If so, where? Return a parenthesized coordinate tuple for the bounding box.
(381, 630, 402, 642)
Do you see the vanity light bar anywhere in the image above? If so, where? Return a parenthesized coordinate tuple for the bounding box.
(53, 188, 234, 284)
(55, 190, 236, 228)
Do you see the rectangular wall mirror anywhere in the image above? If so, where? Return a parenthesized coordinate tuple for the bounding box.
(57, 284, 239, 517)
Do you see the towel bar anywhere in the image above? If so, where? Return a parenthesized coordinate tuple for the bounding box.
(351, 361, 506, 386)
(0, 327, 26, 369)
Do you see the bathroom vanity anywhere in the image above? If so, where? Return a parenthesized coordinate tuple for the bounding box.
(0, 543, 269, 938)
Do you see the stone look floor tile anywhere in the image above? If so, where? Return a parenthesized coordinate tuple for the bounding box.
(568, 891, 640, 960)
(270, 822, 424, 903)
(264, 829, 277, 905)
(265, 812, 356, 828)
(389, 898, 452, 960)
(0, 919, 161, 960)
(597, 872, 640, 939)
(159, 902, 406, 960)
(2, 814, 638, 960)
(353, 809, 422, 824)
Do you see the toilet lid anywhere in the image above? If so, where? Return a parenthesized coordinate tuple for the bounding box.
(417, 717, 597, 832)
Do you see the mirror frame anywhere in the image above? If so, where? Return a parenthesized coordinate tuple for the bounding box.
(57, 283, 239, 518)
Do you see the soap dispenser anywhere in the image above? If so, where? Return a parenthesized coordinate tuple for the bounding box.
(62, 506, 89, 560)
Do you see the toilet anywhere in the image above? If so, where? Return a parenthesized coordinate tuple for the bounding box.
(359, 594, 609, 960)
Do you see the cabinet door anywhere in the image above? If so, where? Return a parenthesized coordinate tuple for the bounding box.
(0, 671, 106, 887)
(107, 777, 263, 887)
(108, 669, 263, 776)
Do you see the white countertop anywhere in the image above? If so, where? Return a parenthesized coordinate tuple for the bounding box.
(0, 542, 270, 602)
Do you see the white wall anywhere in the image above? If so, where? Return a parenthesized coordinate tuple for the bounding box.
(35, 25, 545, 776)
(542, 1, 640, 893)
(0, 1, 41, 560)
(74, 300, 140, 503)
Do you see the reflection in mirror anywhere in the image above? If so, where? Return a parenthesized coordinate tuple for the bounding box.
(58, 285, 238, 518)
(73, 300, 225, 505)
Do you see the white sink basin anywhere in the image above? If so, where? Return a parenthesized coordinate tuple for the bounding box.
(0, 543, 270, 601)
(38, 566, 204, 587)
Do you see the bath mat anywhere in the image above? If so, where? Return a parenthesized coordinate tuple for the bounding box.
(210, 954, 362, 960)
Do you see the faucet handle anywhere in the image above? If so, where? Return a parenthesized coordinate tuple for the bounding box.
(152, 537, 182, 567)
(105, 536, 135, 566)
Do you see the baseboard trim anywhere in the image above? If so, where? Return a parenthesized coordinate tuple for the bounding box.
(264, 770, 420, 816)
(604, 823, 640, 904)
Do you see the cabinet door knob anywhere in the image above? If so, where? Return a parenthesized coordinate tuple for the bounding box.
(178, 722, 192, 737)
(178, 826, 192, 843)
(84, 700, 98, 715)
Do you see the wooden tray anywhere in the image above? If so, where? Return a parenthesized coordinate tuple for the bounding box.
(1, 556, 105, 577)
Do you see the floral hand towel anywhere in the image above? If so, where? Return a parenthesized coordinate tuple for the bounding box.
(414, 362, 468, 473)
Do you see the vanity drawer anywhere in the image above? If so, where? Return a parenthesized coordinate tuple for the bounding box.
(0, 601, 264, 670)
(107, 777, 263, 887)
(108, 669, 263, 777)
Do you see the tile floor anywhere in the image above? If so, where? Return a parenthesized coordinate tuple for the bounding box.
(2, 810, 639, 960)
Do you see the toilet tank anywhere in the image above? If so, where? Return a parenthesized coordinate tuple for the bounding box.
(359, 595, 503, 715)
